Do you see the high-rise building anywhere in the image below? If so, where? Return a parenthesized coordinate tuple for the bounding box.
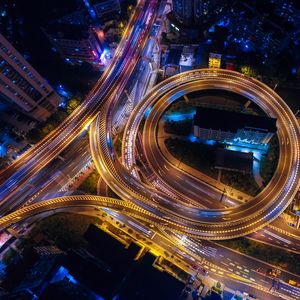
(0, 33, 60, 122)
(172, 0, 193, 26)
(44, 23, 103, 65)
(172, 0, 221, 26)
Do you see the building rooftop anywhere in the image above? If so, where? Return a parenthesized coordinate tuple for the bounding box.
(194, 107, 277, 133)
(215, 148, 253, 173)
(165, 48, 182, 66)
(14, 254, 61, 294)
(44, 23, 90, 40)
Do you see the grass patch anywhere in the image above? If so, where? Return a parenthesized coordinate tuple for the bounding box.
(164, 119, 193, 136)
(260, 135, 279, 186)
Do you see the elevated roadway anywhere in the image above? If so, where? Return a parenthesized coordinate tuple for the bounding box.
(93, 69, 300, 239)
(0, 196, 297, 299)
(0, 195, 163, 231)
(0, 0, 160, 214)
(0, 2, 299, 297)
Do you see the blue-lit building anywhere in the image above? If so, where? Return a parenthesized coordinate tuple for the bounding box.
(193, 107, 277, 145)
(172, 0, 223, 26)
(76, 0, 121, 22)
(172, 0, 202, 26)
(169, 0, 225, 41)
(0, 33, 60, 122)
(213, 0, 300, 64)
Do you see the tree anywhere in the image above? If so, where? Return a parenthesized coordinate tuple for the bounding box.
(66, 98, 81, 115)
(0, 155, 9, 169)
(52, 109, 68, 123)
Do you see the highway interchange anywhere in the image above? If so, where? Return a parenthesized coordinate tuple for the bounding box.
(1, 0, 300, 299)
(0, 0, 157, 212)
(95, 69, 300, 239)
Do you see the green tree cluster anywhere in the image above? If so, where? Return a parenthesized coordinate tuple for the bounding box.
(217, 237, 300, 275)
(66, 98, 81, 115)
(27, 97, 81, 144)
(166, 101, 192, 114)
(165, 138, 219, 179)
(221, 171, 260, 196)
(78, 169, 100, 195)
(165, 138, 259, 195)
(28, 213, 101, 248)
(164, 119, 193, 136)
(260, 135, 279, 185)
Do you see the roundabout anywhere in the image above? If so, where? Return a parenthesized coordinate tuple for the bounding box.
(92, 69, 300, 239)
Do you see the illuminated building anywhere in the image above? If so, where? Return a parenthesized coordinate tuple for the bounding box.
(163, 47, 182, 76)
(240, 65, 256, 77)
(172, 0, 221, 26)
(163, 45, 200, 76)
(215, 0, 300, 64)
(193, 107, 277, 145)
(43, 23, 103, 65)
(208, 53, 222, 68)
(172, 0, 203, 26)
(0, 33, 60, 122)
(168, 0, 224, 40)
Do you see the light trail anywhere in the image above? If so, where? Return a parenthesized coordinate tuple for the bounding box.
(92, 69, 300, 239)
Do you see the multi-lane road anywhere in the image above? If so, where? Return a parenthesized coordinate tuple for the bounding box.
(0, 0, 159, 214)
(94, 69, 300, 239)
(0, 1, 300, 298)
(1, 195, 299, 300)
(125, 70, 300, 251)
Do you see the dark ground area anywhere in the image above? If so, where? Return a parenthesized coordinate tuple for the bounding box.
(277, 88, 300, 114)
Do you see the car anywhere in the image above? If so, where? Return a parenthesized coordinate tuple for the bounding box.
(182, 291, 189, 299)
(249, 293, 257, 299)
(181, 287, 192, 299)
(287, 222, 296, 227)
(200, 267, 209, 276)
(288, 279, 300, 287)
